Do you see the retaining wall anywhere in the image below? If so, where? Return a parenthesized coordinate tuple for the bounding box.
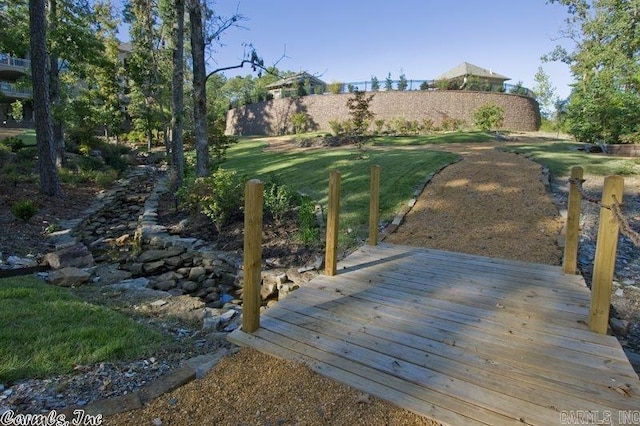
(225, 90, 541, 135)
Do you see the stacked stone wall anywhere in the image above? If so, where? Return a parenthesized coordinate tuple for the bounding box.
(225, 90, 541, 135)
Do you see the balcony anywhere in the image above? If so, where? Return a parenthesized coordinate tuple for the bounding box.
(0, 81, 32, 99)
(0, 54, 30, 80)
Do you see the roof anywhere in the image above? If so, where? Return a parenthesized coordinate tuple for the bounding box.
(436, 62, 510, 81)
(265, 72, 326, 89)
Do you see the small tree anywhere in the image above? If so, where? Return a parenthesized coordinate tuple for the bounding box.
(474, 103, 504, 131)
(346, 90, 375, 136)
(10, 100, 23, 122)
(384, 73, 393, 91)
(371, 76, 380, 92)
(327, 81, 343, 94)
(397, 72, 408, 91)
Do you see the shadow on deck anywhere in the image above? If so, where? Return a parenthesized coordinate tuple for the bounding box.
(229, 243, 640, 425)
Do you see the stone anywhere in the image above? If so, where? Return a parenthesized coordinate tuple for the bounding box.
(610, 318, 630, 336)
(6, 256, 38, 268)
(91, 264, 132, 285)
(188, 266, 206, 281)
(137, 247, 185, 263)
(48, 267, 91, 287)
(182, 281, 200, 292)
(155, 280, 177, 291)
(110, 277, 150, 290)
(143, 260, 165, 274)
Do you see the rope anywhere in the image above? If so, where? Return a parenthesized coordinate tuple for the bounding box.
(569, 177, 640, 247)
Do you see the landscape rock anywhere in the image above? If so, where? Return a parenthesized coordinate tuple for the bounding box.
(48, 267, 91, 287)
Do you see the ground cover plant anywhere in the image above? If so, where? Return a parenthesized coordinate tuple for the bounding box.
(220, 137, 459, 248)
(0, 276, 172, 384)
(504, 140, 640, 176)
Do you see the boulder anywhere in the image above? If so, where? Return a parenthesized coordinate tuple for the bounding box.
(48, 267, 91, 287)
(44, 244, 95, 270)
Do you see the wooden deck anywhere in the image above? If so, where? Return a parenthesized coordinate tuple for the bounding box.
(228, 243, 640, 426)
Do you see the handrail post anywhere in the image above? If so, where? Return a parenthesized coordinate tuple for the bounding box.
(589, 175, 624, 334)
(242, 179, 263, 333)
(368, 165, 380, 246)
(325, 170, 341, 276)
(563, 166, 583, 274)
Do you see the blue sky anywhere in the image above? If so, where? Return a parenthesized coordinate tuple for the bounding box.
(118, 1, 576, 99)
(207, 1, 576, 99)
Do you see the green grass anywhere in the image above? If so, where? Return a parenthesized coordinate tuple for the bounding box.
(372, 131, 495, 146)
(222, 138, 459, 248)
(503, 141, 640, 177)
(0, 276, 172, 384)
(16, 129, 36, 146)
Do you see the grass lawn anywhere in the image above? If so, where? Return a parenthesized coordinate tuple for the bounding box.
(16, 129, 36, 146)
(371, 131, 495, 146)
(503, 140, 640, 177)
(0, 276, 172, 384)
(222, 137, 459, 248)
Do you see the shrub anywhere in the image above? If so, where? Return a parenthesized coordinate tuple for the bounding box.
(327, 82, 344, 94)
(11, 199, 38, 222)
(1, 136, 25, 152)
(441, 117, 466, 131)
(264, 181, 296, 223)
(618, 132, 640, 144)
(474, 103, 505, 131)
(296, 196, 320, 247)
(373, 119, 385, 134)
(419, 81, 430, 91)
(421, 118, 435, 133)
(290, 112, 310, 134)
(180, 168, 243, 232)
(328, 120, 344, 136)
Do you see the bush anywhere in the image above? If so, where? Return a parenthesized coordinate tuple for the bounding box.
(180, 168, 243, 232)
(290, 112, 310, 134)
(327, 82, 344, 94)
(1, 136, 25, 152)
(264, 181, 295, 223)
(440, 117, 466, 132)
(296, 196, 320, 247)
(11, 199, 38, 222)
(473, 103, 505, 131)
(328, 120, 344, 136)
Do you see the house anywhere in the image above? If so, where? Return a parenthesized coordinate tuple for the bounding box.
(265, 72, 327, 99)
(0, 53, 33, 125)
(435, 62, 510, 91)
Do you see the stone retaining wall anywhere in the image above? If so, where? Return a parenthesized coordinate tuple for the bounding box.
(225, 90, 541, 135)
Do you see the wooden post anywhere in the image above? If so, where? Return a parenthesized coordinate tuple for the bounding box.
(242, 179, 263, 333)
(368, 165, 380, 246)
(563, 166, 583, 274)
(325, 170, 341, 276)
(589, 175, 624, 335)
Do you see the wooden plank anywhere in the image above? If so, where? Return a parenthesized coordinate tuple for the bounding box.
(230, 243, 640, 426)
(342, 244, 587, 286)
(256, 315, 566, 425)
(304, 274, 618, 350)
(274, 286, 636, 377)
(263, 305, 638, 412)
(229, 328, 523, 425)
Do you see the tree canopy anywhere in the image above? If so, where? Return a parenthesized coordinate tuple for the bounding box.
(546, 0, 640, 143)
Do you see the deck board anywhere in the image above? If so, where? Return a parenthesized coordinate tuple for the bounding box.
(229, 243, 640, 426)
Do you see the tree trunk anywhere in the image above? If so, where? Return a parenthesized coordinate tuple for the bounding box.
(188, 0, 209, 177)
(30, 0, 61, 196)
(171, 0, 185, 187)
(48, 0, 65, 167)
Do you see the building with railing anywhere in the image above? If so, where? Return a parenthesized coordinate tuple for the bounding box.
(0, 53, 33, 126)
